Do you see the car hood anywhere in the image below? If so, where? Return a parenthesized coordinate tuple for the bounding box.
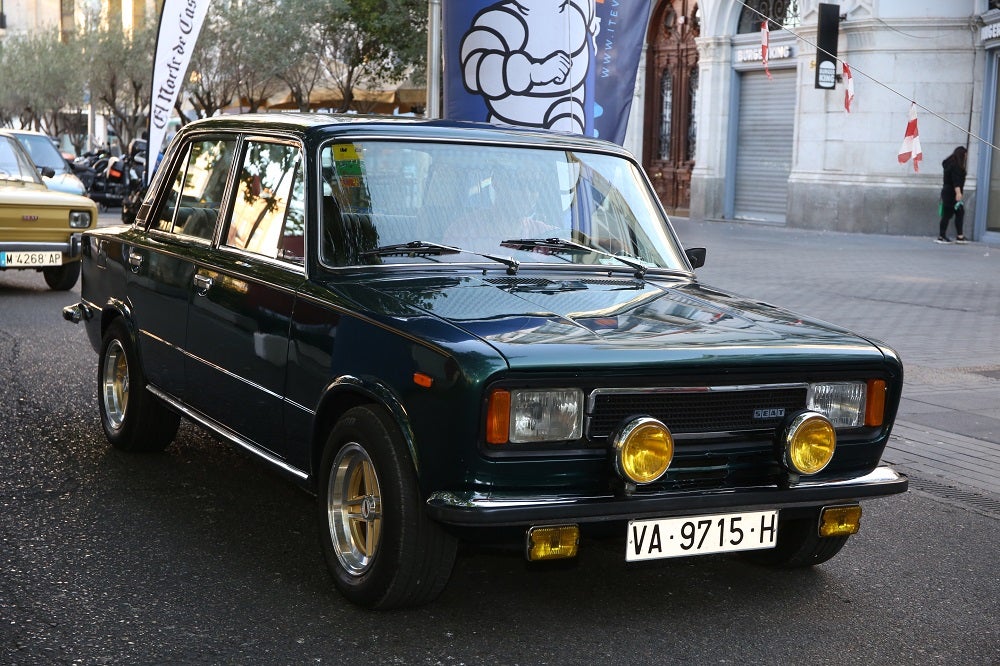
(338, 273, 886, 370)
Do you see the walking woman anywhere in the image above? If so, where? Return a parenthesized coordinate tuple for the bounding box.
(936, 145, 968, 243)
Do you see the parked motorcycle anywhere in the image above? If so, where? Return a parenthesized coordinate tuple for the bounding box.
(88, 139, 146, 212)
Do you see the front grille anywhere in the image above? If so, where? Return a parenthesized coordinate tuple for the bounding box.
(586, 385, 809, 439)
(585, 384, 809, 490)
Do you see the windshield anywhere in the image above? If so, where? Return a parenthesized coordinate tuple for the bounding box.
(319, 141, 687, 271)
(0, 136, 46, 185)
(11, 132, 68, 174)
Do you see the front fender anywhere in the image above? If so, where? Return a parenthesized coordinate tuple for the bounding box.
(310, 374, 420, 481)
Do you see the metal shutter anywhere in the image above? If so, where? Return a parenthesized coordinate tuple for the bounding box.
(733, 69, 796, 223)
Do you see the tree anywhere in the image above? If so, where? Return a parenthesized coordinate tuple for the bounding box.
(0, 31, 86, 136)
(319, 0, 427, 112)
(81, 17, 155, 148)
(183, 8, 241, 121)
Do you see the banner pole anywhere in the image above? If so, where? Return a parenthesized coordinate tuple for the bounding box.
(426, 0, 441, 119)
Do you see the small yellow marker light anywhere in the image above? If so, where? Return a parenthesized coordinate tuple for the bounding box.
(820, 505, 862, 537)
(526, 525, 580, 561)
(413, 372, 434, 388)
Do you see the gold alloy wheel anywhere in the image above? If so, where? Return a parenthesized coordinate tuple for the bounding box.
(101, 339, 129, 431)
(328, 442, 383, 576)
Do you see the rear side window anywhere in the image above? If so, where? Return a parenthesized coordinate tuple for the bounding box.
(152, 138, 236, 241)
(225, 140, 304, 263)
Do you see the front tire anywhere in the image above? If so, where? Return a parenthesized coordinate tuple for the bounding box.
(318, 405, 457, 609)
(742, 510, 849, 568)
(43, 262, 80, 291)
(98, 319, 179, 452)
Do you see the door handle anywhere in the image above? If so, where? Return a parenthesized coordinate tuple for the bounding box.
(127, 249, 143, 273)
(193, 274, 213, 295)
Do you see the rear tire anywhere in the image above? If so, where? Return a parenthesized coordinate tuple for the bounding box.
(43, 262, 80, 291)
(318, 405, 457, 609)
(742, 510, 849, 568)
(98, 319, 179, 452)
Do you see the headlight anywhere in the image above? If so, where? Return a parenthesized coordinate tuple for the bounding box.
(782, 411, 836, 475)
(612, 417, 674, 484)
(69, 210, 93, 228)
(486, 388, 583, 444)
(807, 381, 865, 427)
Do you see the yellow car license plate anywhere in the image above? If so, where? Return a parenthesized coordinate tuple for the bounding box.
(0, 251, 63, 267)
(626, 510, 778, 561)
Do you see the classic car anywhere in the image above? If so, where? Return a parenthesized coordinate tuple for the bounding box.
(7, 129, 88, 196)
(64, 114, 906, 609)
(1, 131, 98, 290)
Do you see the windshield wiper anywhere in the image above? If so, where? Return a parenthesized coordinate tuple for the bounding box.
(361, 240, 520, 275)
(500, 237, 649, 279)
(360, 240, 462, 257)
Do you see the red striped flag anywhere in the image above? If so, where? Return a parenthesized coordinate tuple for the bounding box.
(761, 19, 772, 80)
(897, 103, 922, 172)
(843, 62, 854, 113)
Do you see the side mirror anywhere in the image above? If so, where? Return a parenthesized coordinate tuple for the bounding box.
(39, 166, 56, 179)
(685, 247, 706, 269)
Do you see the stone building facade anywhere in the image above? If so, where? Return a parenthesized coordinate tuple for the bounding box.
(627, 0, 997, 242)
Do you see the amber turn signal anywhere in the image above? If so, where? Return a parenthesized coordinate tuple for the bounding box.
(865, 379, 887, 427)
(486, 389, 511, 444)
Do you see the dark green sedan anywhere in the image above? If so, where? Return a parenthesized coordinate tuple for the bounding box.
(64, 114, 906, 609)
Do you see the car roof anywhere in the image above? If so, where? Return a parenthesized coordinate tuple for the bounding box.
(176, 113, 635, 157)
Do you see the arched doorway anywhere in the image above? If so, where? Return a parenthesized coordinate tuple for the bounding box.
(644, 1, 700, 216)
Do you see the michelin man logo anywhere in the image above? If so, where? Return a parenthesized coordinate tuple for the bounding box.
(460, 0, 599, 134)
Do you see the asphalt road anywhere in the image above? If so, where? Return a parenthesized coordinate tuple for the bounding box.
(2, 259, 999, 665)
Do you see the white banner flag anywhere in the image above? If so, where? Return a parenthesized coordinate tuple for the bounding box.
(148, 0, 212, 174)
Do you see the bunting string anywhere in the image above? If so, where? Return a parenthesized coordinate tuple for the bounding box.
(740, 1, 1000, 155)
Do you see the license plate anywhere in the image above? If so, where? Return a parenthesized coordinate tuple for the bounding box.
(626, 510, 778, 561)
(0, 251, 63, 268)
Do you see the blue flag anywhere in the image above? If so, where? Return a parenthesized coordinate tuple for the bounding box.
(443, 0, 652, 145)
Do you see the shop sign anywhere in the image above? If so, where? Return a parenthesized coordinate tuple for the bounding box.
(982, 21, 1000, 43)
(736, 45, 792, 63)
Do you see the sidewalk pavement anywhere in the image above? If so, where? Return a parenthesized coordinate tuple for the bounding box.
(671, 217, 1000, 506)
(98, 212, 1000, 505)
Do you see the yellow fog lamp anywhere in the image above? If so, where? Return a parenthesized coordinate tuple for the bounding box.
(526, 525, 580, 561)
(782, 411, 836, 475)
(612, 417, 674, 484)
(819, 505, 862, 537)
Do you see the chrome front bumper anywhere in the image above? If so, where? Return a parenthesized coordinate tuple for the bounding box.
(0, 234, 83, 257)
(425, 466, 907, 527)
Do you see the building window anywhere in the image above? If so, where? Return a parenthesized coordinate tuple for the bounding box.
(737, 0, 800, 33)
(687, 65, 699, 162)
(659, 71, 673, 161)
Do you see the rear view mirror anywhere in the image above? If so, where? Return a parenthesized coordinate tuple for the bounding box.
(685, 247, 706, 269)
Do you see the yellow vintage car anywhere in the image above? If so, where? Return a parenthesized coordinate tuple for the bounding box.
(0, 131, 98, 290)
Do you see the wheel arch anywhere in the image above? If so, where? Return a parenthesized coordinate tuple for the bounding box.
(310, 376, 420, 488)
(98, 298, 134, 342)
